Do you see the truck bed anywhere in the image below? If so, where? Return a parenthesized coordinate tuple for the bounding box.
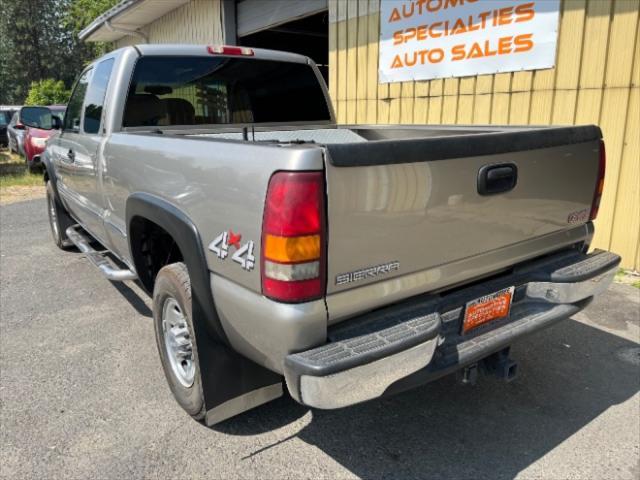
(182, 124, 603, 322)
(190, 124, 598, 154)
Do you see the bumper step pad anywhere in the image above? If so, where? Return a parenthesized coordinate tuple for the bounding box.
(284, 309, 441, 408)
(287, 311, 441, 377)
(284, 249, 620, 409)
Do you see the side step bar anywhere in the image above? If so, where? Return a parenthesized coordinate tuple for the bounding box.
(65, 225, 137, 282)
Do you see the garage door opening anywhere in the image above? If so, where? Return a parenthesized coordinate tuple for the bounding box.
(238, 11, 329, 84)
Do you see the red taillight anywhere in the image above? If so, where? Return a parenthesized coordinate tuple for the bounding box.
(207, 45, 254, 56)
(590, 140, 606, 221)
(261, 171, 325, 303)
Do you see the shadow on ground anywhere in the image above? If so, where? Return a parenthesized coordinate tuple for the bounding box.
(211, 314, 638, 479)
(105, 250, 639, 479)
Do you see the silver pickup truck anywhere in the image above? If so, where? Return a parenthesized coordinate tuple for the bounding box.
(21, 44, 620, 426)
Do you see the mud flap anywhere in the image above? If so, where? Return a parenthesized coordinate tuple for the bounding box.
(127, 193, 283, 425)
(192, 296, 282, 426)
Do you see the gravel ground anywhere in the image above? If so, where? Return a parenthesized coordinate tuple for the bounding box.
(1, 198, 639, 480)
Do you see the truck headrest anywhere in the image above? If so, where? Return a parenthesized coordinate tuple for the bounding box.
(123, 94, 165, 127)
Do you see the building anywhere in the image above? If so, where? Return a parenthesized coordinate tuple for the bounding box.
(80, 0, 640, 270)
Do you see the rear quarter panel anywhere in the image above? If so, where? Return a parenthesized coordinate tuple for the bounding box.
(101, 134, 324, 292)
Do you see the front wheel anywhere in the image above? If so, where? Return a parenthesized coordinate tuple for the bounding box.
(46, 181, 72, 249)
(153, 262, 206, 421)
(28, 162, 41, 174)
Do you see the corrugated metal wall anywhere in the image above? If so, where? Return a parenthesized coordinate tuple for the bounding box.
(329, 0, 640, 270)
(115, 0, 223, 49)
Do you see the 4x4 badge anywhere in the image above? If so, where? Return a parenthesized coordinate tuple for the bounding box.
(209, 231, 255, 271)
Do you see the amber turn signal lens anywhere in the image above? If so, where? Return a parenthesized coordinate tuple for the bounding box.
(263, 234, 321, 263)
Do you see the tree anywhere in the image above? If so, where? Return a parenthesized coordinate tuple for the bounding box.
(1, 0, 50, 103)
(64, 0, 119, 59)
(0, 0, 117, 104)
(65, 0, 118, 40)
(24, 79, 71, 105)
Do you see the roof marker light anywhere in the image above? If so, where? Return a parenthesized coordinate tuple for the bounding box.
(207, 45, 254, 56)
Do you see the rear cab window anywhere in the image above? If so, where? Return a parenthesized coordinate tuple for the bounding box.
(122, 56, 331, 127)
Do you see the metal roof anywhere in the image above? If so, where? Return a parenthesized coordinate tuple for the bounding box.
(79, 0, 189, 42)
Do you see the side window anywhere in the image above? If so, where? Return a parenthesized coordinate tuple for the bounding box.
(63, 69, 91, 132)
(83, 58, 114, 134)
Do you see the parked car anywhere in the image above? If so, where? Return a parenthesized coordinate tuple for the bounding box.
(24, 45, 619, 426)
(0, 106, 20, 148)
(22, 105, 65, 171)
(6, 110, 26, 154)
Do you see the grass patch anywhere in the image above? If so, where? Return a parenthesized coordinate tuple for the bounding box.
(0, 148, 42, 188)
(614, 267, 640, 289)
(0, 148, 24, 165)
(0, 172, 43, 188)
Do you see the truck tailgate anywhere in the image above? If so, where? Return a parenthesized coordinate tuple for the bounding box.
(323, 126, 602, 321)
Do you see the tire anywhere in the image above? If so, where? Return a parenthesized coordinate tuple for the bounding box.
(46, 180, 73, 249)
(153, 262, 206, 421)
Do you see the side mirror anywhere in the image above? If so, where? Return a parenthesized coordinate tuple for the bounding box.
(20, 106, 54, 130)
(52, 115, 62, 130)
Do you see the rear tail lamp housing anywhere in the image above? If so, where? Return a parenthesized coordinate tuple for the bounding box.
(590, 140, 606, 221)
(261, 171, 326, 303)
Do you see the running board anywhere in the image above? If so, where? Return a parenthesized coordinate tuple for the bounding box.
(65, 225, 137, 281)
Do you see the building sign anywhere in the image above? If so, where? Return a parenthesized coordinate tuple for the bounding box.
(379, 0, 560, 83)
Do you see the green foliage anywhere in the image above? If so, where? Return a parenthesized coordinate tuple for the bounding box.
(0, 150, 42, 189)
(24, 79, 71, 106)
(65, 0, 118, 37)
(0, 0, 117, 104)
(64, 0, 119, 59)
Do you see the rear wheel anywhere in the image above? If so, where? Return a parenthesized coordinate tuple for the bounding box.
(153, 262, 206, 421)
(46, 181, 72, 249)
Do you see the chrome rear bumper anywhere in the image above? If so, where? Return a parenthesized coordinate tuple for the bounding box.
(284, 249, 620, 409)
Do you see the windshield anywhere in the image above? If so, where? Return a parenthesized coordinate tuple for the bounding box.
(123, 56, 331, 127)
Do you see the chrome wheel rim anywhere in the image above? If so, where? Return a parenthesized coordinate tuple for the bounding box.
(47, 192, 59, 240)
(162, 297, 195, 387)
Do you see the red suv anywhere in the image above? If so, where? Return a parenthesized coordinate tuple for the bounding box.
(23, 105, 66, 172)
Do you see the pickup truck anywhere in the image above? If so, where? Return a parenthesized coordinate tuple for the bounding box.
(22, 44, 620, 426)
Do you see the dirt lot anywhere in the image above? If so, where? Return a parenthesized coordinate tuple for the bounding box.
(1, 198, 639, 479)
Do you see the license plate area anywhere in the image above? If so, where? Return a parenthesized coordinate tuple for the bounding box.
(462, 286, 515, 334)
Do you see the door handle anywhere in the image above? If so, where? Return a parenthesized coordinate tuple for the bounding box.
(66, 149, 75, 163)
(477, 163, 517, 195)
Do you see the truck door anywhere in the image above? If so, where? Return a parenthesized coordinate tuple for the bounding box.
(55, 58, 115, 243)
